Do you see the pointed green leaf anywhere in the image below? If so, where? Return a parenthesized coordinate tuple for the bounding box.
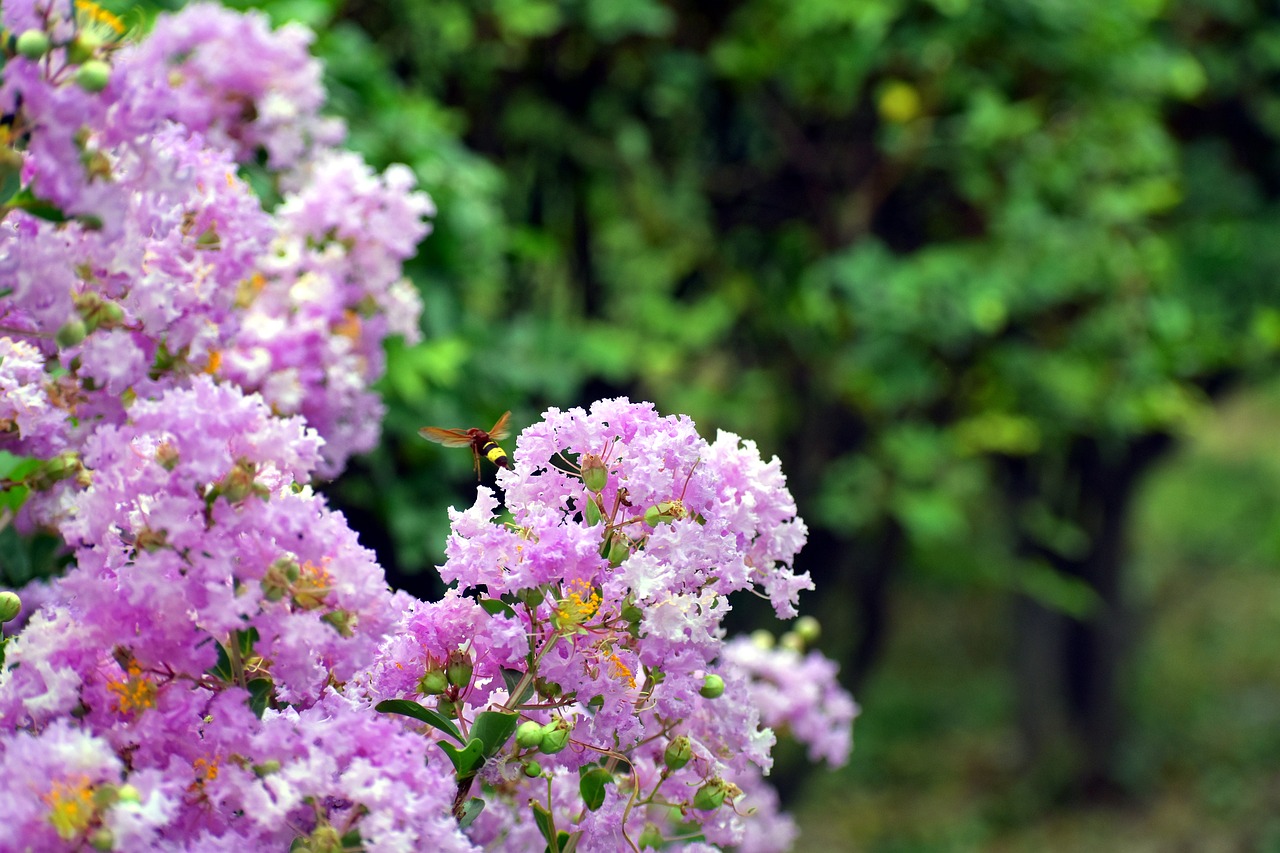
(438, 736, 486, 777)
(479, 597, 515, 618)
(501, 667, 536, 706)
(247, 678, 274, 719)
(458, 797, 485, 828)
(374, 699, 465, 743)
(579, 766, 612, 811)
(471, 709, 518, 758)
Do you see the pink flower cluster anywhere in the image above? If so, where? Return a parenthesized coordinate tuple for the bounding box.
(0, 2, 855, 851)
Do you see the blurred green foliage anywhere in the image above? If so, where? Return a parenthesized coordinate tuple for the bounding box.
(223, 0, 1280, 784)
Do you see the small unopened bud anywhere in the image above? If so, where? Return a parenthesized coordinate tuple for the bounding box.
(606, 534, 629, 567)
(692, 778, 740, 812)
(252, 759, 281, 777)
(637, 823, 664, 849)
(445, 649, 473, 689)
(779, 632, 804, 653)
(0, 591, 21, 623)
(580, 453, 608, 493)
(116, 784, 140, 804)
(793, 615, 821, 644)
(15, 30, 50, 60)
(307, 825, 343, 853)
(663, 735, 693, 770)
(88, 828, 114, 851)
(538, 718, 572, 754)
(75, 59, 111, 93)
(67, 32, 103, 64)
(417, 668, 448, 696)
(55, 319, 87, 349)
(321, 609, 355, 637)
(749, 629, 775, 650)
(515, 720, 545, 749)
(699, 674, 725, 700)
(523, 759, 543, 778)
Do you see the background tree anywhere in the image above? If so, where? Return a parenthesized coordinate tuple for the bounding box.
(206, 0, 1280, 796)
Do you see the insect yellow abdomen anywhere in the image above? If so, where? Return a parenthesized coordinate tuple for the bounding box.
(481, 441, 509, 468)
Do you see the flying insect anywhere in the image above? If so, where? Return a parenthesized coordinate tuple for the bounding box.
(419, 411, 512, 479)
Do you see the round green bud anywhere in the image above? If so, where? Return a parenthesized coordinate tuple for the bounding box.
(67, 32, 103, 65)
(662, 735, 693, 771)
(15, 29, 50, 60)
(445, 649, 474, 690)
(749, 629, 775, 650)
(699, 674, 725, 700)
(793, 615, 821, 644)
(779, 632, 804, 653)
(515, 720, 545, 749)
(116, 784, 140, 804)
(637, 823, 665, 849)
(692, 780, 727, 811)
(89, 828, 115, 851)
(0, 591, 21, 623)
(580, 453, 608, 493)
(523, 759, 543, 778)
(417, 668, 448, 696)
(538, 719, 572, 754)
(75, 59, 111, 94)
(55, 318, 87, 349)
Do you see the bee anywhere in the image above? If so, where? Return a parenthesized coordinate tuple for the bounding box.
(419, 411, 512, 479)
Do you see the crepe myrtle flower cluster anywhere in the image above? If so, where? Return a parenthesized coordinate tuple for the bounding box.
(0, 2, 856, 851)
(0, 0, 430, 493)
(360, 399, 856, 851)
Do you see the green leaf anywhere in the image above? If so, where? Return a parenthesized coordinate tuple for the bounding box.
(0, 451, 42, 481)
(7, 187, 68, 223)
(579, 766, 612, 811)
(471, 709, 518, 757)
(458, 797, 485, 828)
(479, 597, 515, 618)
(247, 678, 274, 719)
(374, 699, 465, 743)
(438, 736, 486, 777)
(0, 485, 30, 514)
(531, 801, 556, 850)
(501, 667, 536, 706)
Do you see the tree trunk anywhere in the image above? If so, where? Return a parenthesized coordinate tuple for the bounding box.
(1002, 432, 1171, 795)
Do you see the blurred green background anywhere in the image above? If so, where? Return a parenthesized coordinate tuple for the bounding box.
(160, 0, 1280, 846)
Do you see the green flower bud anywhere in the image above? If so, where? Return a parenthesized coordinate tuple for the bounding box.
(436, 697, 459, 718)
(523, 759, 543, 778)
(606, 534, 630, 567)
(89, 828, 115, 851)
(699, 674, 725, 700)
(75, 59, 111, 94)
(580, 453, 608, 493)
(779, 632, 804, 653)
(15, 29, 50, 60)
(55, 319, 87, 349)
(637, 823, 665, 850)
(252, 759, 282, 778)
(321, 609, 355, 638)
(538, 718, 572, 754)
(534, 677, 562, 699)
(749, 629, 775, 650)
(417, 668, 448, 696)
(116, 784, 140, 804)
(663, 735, 693, 770)
(515, 720, 545, 749)
(307, 825, 343, 853)
(793, 615, 821, 644)
(445, 649, 473, 689)
(67, 32, 103, 64)
(0, 591, 23, 623)
(693, 778, 741, 812)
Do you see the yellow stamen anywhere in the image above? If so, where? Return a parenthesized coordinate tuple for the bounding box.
(44, 776, 96, 840)
(75, 0, 125, 35)
(107, 661, 157, 716)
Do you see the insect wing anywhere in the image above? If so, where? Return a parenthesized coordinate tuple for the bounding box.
(419, 426, 475, 447)
(487, 411, 513, 442)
